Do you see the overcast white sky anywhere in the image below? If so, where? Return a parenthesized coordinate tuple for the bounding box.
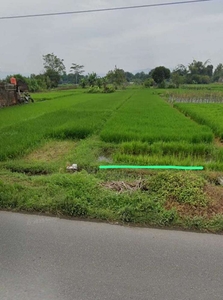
(0, 0, 222, 76)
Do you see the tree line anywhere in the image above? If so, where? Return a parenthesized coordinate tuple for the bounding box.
(1, 53, 223, 92)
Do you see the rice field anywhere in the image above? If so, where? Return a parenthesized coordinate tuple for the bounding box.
(174, 103, 223, 140)
(0, 87, 222, 170)
(0, 90, 133, 160)
(100, 90, 213, 143)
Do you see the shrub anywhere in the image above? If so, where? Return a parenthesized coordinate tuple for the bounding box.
(148, 172, 208, 207)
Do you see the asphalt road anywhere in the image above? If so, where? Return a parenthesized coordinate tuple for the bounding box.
(1, 212, 223, 300)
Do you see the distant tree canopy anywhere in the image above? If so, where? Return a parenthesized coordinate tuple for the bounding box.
(106, 67, 126, 87)
(42, 53, 66, 88)
(213, 63, 223, 82)
(134, 72, 149, 81)
(152, 66, 171, 85)
(171, 60, 217, 85)
(172, 64, 188, 76)
(187, 60, 213, 84)
(2, 56, 223, 93)
(70, 63, 85, 85)
(87, 72, 98, 87)
(44, 69, 60, 88)
(43, 53, 66, 75)
(188, 60, 213, 76)
(125, 71, 135, 82)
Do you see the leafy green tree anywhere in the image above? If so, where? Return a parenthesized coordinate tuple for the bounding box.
(43, 53, 66, 88)
(144, 78, 155, 88)
(171, 60, 213, 84)
(188, 60, 204, 75)
(44, 69, 61, 88)
(134, 71, 149, 82)
(173, 64, 188, 76)
(45, 76, 52, 89)
(201, 75, 211, 84)
(43, 53, 66, 75)
(152, 66, 171, 85)
(87, 72, 98, 87)
(187, 60, 213, 80)
(106, 67, 126, 88)
(125, 71, 135, 82)
(213, 63, 223, 82)
(60, 73, 76, 84)
(80, 78, 87, 88)
(34, 74, 47, 90)
(96, 78, 103, 88)
(206, 65, 213, 78)
(26, 75, 40, 92)
(70, 63, 84, 85)
(171, 72, 184, 88)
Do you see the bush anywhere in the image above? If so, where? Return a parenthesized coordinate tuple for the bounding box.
(58, 196, 89, 217)
(158, 81, 166, 89)
(87, 86, 101, 93)
(144, 78, 155, 88)
(167, 83, 177, 89)
(103, 86, 115, 93)
(148, 172, 208, 206)
(86, 86, 115, 94)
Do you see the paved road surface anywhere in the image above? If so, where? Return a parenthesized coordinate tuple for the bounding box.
(1, 211, 223, 300)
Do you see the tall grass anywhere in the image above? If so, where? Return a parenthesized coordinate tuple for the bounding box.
(119, 141, 219, 157)
(113, 153, 223, 171)
(180, 84, 223, 91)
(166, 89, 223, 103)
(112, 140, 223, 170)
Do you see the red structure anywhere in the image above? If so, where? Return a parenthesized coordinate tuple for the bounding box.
(10, 77, 17, 86)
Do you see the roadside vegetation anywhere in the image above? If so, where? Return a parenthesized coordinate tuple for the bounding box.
(1, 87, 223, 233)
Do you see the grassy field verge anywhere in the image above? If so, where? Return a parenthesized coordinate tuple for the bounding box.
(1, 167, 223, 232)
